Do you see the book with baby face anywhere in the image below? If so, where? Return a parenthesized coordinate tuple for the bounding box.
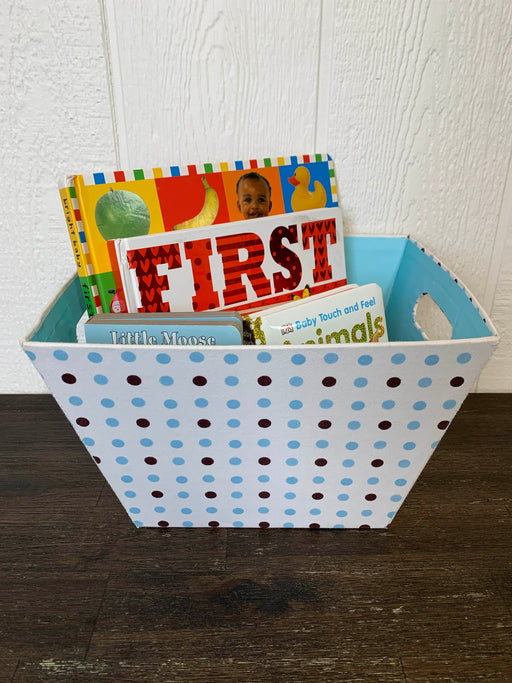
(109, 206, 347, 314)
(60, 154, 338, 315)
(84, 311, 243, 346)
(245, 283, 388, 345)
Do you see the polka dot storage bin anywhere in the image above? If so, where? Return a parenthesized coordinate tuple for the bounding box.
(24, 236, 498, 529)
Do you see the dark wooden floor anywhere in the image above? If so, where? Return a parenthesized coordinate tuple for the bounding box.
(0, 393, 511, 682)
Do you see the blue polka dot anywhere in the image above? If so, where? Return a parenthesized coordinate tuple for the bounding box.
(258, 438, 270, 447)
(173, 457, 185, 465)
(407, 421, 420, 430)
(258, 475, 269, 482)
(227, 400, 240, 409)
(206, 507, 217, 514)
(336, 510, 348, 517)
(320, 399, 333, 409)
(166, 418, 180, 428)
(387, 511, 396, 519)
(154, 506, 165, 513)
(324, 353, 338, 364)
(443, 399, 457, 409)
(115, 455, 128, 464)
(351, 401, 365, 411)
(258, 507, 269, 514)
(87, 352, 103, 363)
(231, 491, 243, 499)
(94, 374, 108, 385)
(224, 353, 239, 365)
(288, 419, 301, 429)
(148, 474, 160, 482)
(106, 418, 119, 427)
(203, 475, 214, 482)
(285, 509, 296, 516)
(289, 400, 303, 410)
(25, 351, 36, 361)
(229, 457, 242, 466)
(345, 442, 358, 451)
(290, 376, 304, 387)
(285, 492, 296, 499)
(159, 376, 174, 386)
(395, 478, 407, 487)
(257, 351, 272, 363)
(374, 440, 387, 449)
(313, 476, 325, 483)
(83, 437, 95, 447)
(113, 440, 125, 449)
(413, 401, 427, 411)
(101, 398, 115, 408)
(390, 494, 402, 502)
(291, 353, 306, 365)
(286, 458, 298, 466)
(140, 438, 153, 447)
(283, 522, 294, 528)
(358, 354, 373, 366)
(129, 507, 141, 514)
(231, 476, 243, 483)
(457, 352, 471, 364)
(189, 351, 204, 363)
(181, 508, 192, 515)
(287, 440, 300, 449)
(382, 400, 395, 410)
(286, 477, 298, 484)
(195, 398, 208, 408)
(121, 351, 136, 362)
(403, 442, 416, 451)
(156, 353, 171, 364)
(418, 377, 432, 388)
(348, 421, 361, 430)
(229, 440, 242, 449)
(354, 377, 368, 388)
(70, 396, 83, 406)
(367, 477, 379, 485)
(124, 490, 136, 498)
(310, 508, 321, 516)
(431, 440, 440, 449)
(343, 459, 355, 467)
(233, 508, 244, 515)
(176, 476, 188, 483)
(425, 354, 439, 366)
(338, 493, 349, 501)
(227, 419, 240, 428)
(53, 349, 68, 361)
(177, 491, 188, 498)
(361, 509, 372, 517)
(164, 399, 178, 409)
(182, 521, 193, 527)
(258, 398, 271, 408)
(316, 440, 329, 449)
(132, 397, 145, 407)
(225, 376, 239, 386)
(399, 459, 411, 467)
(233, 521, 244, 527)
(341, 478, 353, 486)
(391, 353, 406, 364)
(133, 520, 143, 528)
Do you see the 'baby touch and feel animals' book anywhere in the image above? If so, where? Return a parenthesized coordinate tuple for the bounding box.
(60, 154, 338, 316)
(108, 206, 346, 314)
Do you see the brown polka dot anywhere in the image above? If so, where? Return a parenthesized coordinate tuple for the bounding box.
(371, 459, 384, 467)
(198, 419, 211, 428)
(450, 376, 464, 387)
(365, 493, 377, 501)
(259, 521, 270, 529)
(127, 375, 142, 385)
(258, 491, 270, 498)
(322, 376, 336, 387)
(144, 457, 157, 465)
(93, 456, 101, 464)
(359, 524, 371, 529)
(387, 377, 401, 387)
(61, 373, 76, 384)
(318, 420, 332, 429)
(258, 375, 272, 386)
(309, 523, 320, 529)
(258, 419, 271, 428)
(378, 420, 392, 430)
(151, 490, 164, 498)
(437, 420, 450, 430)
(208, 520, 219, 527)
(76, 417, 89, 427)
(201, 457, 214, 466)
(312, 492, 324, 500)
(315, 458, 328, 467)
(258, 457, 271, 465)
(193, 376, 207, 386)
(205, 491, 217, 498)
(158, 520, 169, 527)
(136, 418, 150, 428)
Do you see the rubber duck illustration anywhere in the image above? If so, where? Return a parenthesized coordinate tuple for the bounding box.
(288, 166, 327, 211)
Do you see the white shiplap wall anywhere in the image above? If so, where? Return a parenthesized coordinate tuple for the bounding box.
(2, 0, 511, 392)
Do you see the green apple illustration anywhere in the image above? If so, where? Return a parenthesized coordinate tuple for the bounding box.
(95, 189, 151, 240)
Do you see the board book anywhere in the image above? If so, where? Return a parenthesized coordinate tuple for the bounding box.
(108, 206, 346, 314)
(61, 154, 338, 316)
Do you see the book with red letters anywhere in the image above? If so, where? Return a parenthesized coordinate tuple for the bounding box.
(108, 207, 347, 314)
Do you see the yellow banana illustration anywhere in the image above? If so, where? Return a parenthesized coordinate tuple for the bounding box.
(174, 176, 219, 230)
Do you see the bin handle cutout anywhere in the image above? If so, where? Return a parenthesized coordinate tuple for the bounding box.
(414, 293, 453, 341)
